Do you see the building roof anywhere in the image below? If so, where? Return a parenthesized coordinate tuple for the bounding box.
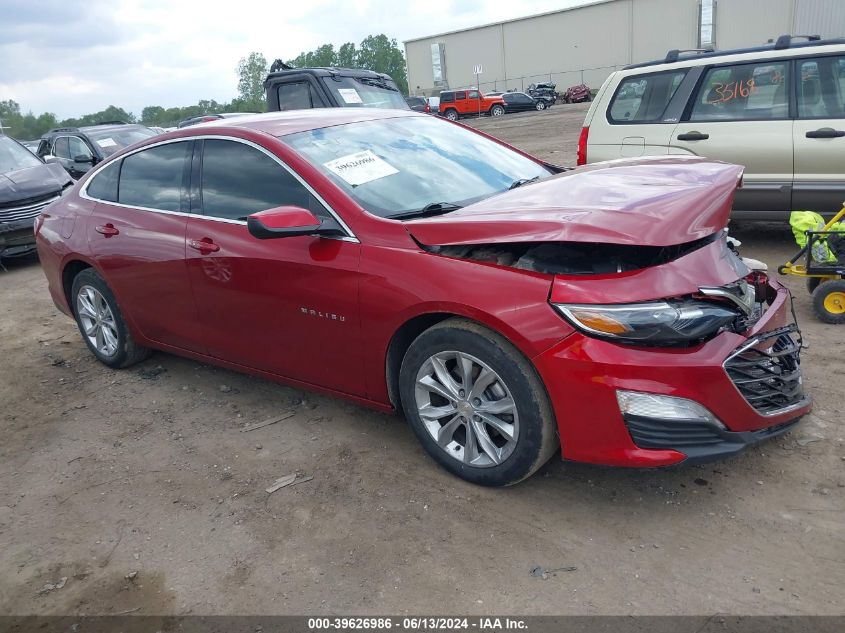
(403, 0, 617, 44)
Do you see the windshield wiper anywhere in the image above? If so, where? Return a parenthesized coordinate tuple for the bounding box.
(508, 176, 540, 190)
(389, 202, 463, 220)
(355, 76, 399, 92)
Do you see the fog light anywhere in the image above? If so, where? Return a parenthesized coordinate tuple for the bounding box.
(616, 390, 722, 426)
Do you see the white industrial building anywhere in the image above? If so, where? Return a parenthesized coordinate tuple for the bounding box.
(404, 0, 845, 96)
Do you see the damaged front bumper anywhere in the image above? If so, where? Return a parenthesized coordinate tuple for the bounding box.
(0, 218, 38, 258)
(534, 278, 811, 467)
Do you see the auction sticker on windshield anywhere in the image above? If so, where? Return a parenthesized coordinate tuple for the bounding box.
(337, 88, 364, 104)
(96, 138, 118, 148)
(324, 150, 398, 186)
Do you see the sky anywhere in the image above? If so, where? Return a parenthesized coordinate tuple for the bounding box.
(0, 0, 590, 120)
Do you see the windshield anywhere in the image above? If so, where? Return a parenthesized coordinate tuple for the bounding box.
(0, 135, 42, 174)
(282, 115, 551, 218)
(86, 127, 157, 157)
(321, 76, 409, 110)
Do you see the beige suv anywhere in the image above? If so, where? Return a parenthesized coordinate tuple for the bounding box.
(579, 35, 845, 219)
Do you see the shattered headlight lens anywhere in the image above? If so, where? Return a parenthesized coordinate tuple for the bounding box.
(553, 300, 738, 345)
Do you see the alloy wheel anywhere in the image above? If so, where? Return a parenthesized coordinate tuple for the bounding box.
(76, 285, 119, 356)
(414, 351, 519, 467)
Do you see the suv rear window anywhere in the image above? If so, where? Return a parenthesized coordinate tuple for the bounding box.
(441, 92, 455, 103)
(690, 61, 789, 121)
(609, 70, 686, 123)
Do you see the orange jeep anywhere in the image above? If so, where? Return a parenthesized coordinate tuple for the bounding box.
(438, 89, 506, 120)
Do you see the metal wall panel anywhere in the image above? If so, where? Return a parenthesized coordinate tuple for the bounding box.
(794, 0, 845, 39)
(715, 0, 793, 49)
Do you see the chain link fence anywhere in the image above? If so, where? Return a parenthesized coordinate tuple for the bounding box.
(446, 64, 626, 95)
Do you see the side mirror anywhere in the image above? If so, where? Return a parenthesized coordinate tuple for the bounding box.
(74, 154, 94, 164)
(247, 206, 325, 239)
(43, 155, 58, 164)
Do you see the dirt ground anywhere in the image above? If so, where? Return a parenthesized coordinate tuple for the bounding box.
(1, 103, 843, 617)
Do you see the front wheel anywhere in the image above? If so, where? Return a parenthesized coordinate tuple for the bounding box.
(812, 279, 845, 324)
(444, 109, 458, 121)
(71, 269, 151, 368)
(490, 104, 505, 117)
(399, 319, 559, 486)
(535, 100, 546, 111)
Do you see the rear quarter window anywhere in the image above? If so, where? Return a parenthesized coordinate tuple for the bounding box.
(608, 70, 686, 123)
(86, 161, 120, 202)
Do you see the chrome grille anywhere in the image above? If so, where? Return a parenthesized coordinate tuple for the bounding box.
(723, 325, 804, 415)
(0, 193, 60, 223)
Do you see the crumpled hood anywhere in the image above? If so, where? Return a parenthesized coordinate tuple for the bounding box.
(0, 162, 71, 205)
(406, 157, 744, 248)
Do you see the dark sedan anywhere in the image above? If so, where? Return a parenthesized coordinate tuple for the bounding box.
(502, 92, 548, 113)
(0, 135, 72, 259)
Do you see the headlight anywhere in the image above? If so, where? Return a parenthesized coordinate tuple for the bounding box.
(553, 299, 738, 345)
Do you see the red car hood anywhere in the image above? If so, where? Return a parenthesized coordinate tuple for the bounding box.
(405, 157, 744, 248)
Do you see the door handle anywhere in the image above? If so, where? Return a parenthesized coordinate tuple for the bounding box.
(806, 128, 845, 139)
(95, 223, 119, 237)
(677, 131, 709, 141)
(188, 238, 220, 253)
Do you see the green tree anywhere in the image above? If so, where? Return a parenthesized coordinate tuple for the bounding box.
(357, 35, 408, 94)
(286, 34, 408, 94)
(337, 42, 357, 68)
(236, 52, 269, 112)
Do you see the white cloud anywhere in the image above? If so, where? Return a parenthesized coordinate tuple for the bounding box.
(0, 0, 585, 119)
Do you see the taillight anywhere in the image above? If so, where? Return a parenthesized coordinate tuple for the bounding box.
(425, 103, 430, 113)
(577, 126, 589, 166)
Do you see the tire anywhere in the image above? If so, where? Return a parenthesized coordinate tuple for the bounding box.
(812, 279, 845, 324)
(490, 104, 505, 117)
(444, 109, 459, 121)
(535, 101, 546, 111)
(399, 318, 559, 486)
(806, 277, 821, 294)
(71, 268, 151, 368)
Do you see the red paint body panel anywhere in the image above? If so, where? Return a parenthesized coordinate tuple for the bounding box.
(406, 157, 743, 248)
(35, 109, 809, 471)
(536, 279, 810, 466)
(550, 237, 749, 304)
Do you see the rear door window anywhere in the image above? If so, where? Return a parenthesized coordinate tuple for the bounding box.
(118, 141, 190, 212)
(690, 61, 789, 121)
(86, 161, 120, 202)
(456, 92, 466, 101)
(797, 56, 845, 119)
(609, 70, 686, 123)
(53, 137, 70, 159)
(441, 92, 454, 103)
(277, 82, 321, 111)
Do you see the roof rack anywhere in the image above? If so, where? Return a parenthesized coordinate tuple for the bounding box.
(665, 48, 714, 63)
(772, 34, 821, 49)
(47, 127, 79, 133)
(90, 120, 128, 126)
(625, 35, 844, 70)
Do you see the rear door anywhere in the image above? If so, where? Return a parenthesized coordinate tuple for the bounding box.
(589, 68, 693, 161)
(670, 59, 793, 216)
(184, 138, 365, 395)
(793, 54, 845, 214)
(85, 140, 203, 352)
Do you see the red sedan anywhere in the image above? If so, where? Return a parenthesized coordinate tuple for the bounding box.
(35, 109, 810, 486)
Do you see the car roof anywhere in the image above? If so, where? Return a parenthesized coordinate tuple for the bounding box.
(187, 108, 423, 137)
(79, 123, 147, 133)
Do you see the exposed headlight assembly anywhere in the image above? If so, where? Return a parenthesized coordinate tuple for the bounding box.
(553, 300, 739, 346)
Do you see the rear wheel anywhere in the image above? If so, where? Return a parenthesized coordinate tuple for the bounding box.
(399, 319, 559, 486)
(812, 280, 845, 324)
(71, 269, 151, 368)
(444, 109, 458, 121)
(535, 100, 547, 111)
(490, 104, 505, 117)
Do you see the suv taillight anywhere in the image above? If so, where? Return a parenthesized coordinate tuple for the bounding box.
(577, 126, 589, 166)
(425, 103, 430, 113)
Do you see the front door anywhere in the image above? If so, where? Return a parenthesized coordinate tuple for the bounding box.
(185, 138, 365, 395)
(670, 60, 794, 215)
(793, 54, 845, 214)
